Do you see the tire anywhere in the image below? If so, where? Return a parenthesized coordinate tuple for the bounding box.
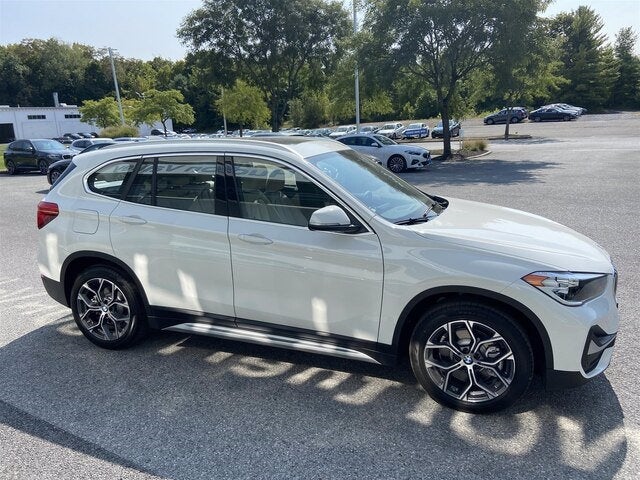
(38, 159, 48, 175)
(486, 118, 494, 125)
(563, 115, 571, 122)
(5, 160, 16, 175)
(533, 116, 541, 122)
(387, 155, 407, 173)
(510, 117, 519, 123)
(409, 301, 534, 413)
(70, 266, 148, 349)
(49, 169, 62, 184)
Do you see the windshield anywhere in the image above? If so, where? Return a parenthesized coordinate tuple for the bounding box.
(306, 149, 438, 223)
(373, 134, 396, 146)
(381, 124, 396, 130)
(336, 126, 349, 132)
(407, 123, 422, 129)
(32, 139, 65, 151)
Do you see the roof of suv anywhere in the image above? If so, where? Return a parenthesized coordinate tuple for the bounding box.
(69, 137, 349, 171)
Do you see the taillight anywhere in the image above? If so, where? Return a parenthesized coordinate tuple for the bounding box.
(37, 201, 59, 229)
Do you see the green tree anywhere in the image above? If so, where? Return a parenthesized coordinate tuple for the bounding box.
(79, 97, 121, 129)
(489, 2, 567, 138)
(178, 0, 350, 131)
(215, 80, 270, 136)
(131, 89, 195, 135)
(551, 6, 617, 110)
(611, 27, 640, 108)
(363, 0, 529, 157)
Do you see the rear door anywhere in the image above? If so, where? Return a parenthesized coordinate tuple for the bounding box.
(109, 153, 234, 320)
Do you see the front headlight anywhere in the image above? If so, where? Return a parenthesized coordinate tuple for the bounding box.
(522, 271, 609, 306)
(405, 150, 423, 156)
(47, 153, 61, 159)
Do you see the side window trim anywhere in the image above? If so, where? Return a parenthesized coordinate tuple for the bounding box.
(84, 155, 142, 200)
(224, 153, 372, 234)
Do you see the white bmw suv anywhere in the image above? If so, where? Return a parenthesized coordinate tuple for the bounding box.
(38, 138, 618, 413)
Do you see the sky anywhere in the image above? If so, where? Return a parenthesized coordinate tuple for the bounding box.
(0, 0, 639, 60)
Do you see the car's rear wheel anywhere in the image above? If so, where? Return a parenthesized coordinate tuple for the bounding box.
(409, 301, 533, 413)
(486, 118, 494, 125)
(70, 266, 147, 349)
(533, 116, 541, 122)
(387, 155, 407, 173)
(5, 160, 16, 175)
(38, 159, 48, 175)
(563, 115, 572, 121)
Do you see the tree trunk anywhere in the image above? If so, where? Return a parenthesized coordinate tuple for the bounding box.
(441, 98, 451, 157)
(239, 124, 243, 137)
(504, 106, 512, 140)
(161, 120, 167, 137)
(270, 97, 279, 132)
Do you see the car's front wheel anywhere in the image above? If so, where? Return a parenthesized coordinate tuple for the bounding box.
(387, 155, 406, 173)
(409, 301, 533, 413)
(38, 159, 48, 175)
(70, 266, 147, 349)
(49, 169, 62, 184)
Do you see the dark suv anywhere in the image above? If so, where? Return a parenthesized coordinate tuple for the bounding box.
(483, 107, 528, 125)
(3, 139, 75, 175)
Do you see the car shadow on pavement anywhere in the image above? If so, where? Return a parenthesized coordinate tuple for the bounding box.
(402, 158, 560, 187)
(0, 317, 630, 479)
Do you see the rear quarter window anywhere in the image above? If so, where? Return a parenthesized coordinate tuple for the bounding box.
(87, 160, 138, 199)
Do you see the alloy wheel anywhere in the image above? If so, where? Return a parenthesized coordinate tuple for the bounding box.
(423, 320, 515, 403)
(76, 278, 131, 341)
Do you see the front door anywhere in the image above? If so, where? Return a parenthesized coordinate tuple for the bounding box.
(227, 155, 384, 342)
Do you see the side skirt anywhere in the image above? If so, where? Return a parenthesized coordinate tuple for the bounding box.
(165, 323, 382, 364)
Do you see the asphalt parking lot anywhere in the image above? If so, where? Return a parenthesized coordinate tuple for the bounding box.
(1, 112, 639, 479)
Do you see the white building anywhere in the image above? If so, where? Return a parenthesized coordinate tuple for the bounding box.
(0, 105, 172, 143)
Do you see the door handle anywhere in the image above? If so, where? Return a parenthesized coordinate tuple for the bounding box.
(238, 233, 273, 245)
(118, 215, 147, 225)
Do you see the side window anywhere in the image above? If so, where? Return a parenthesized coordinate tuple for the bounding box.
(155, 156, 217, 214)
(232, 157, 336, 227)
(125, 158, 154, 205)
(87, 160, 137, 199)
(341, 137, 356, 146)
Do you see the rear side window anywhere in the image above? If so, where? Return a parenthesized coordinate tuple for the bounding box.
(123, 156, 220, 215)
(87, 160, 137, 199)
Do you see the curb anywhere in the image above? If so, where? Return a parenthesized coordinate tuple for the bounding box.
(464, 150, 492, 160)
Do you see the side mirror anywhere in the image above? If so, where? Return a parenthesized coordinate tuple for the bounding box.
(369, 142, 379, 147)
(309, 205, 361, 233)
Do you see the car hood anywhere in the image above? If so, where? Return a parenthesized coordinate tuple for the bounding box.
(44, 149, 74, 156)
(410, 198, 613, 273)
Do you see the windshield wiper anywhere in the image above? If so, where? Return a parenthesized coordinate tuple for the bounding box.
(394, 206, 434, 225)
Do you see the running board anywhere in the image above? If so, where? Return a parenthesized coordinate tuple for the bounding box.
(164, 323, 381, 364)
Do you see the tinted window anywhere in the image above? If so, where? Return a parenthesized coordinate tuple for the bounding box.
(232, 157, 335, 227)
(340, 137, 356, 146)
(125, 158, 154, 205)
(155, 156, 217, 214)
(87, 160, 137, 199)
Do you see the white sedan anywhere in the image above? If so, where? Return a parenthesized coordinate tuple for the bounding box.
(376, 122, 405, 139)
(338, 133, 431, 173)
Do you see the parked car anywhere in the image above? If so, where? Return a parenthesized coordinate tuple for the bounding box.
(359, 125, 379, 134)
(377, 122, 405, 139)
(63, 133, 83, 140)
(3, 139, 75, 175)
(309, 128, 333, 137)
(431, 120, 461, 138)
(338, 133, 431, 173)
(69, 138, 116, 153)
(402, 123, 430, 139)
(113, 137, 149, 142)
(150, 128, 178, 137)
(529, 107, 578, 122)
(37, 137, 618, 413)
(547, 103, 587, 115)
(483, 108, 528, 125)
(47, 141, 117, 185)
(328, 125, 356, 138)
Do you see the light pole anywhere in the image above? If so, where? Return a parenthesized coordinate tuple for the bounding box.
(353, 0, 361, 132)
(108, 48, 126, 126)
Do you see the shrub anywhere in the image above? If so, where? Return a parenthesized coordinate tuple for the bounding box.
(461, 139, 488, 151)
(100, 125, 139, 138)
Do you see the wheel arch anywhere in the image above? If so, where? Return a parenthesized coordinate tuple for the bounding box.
(391, 286, 553, 374)
(61, 251, 150, 314)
